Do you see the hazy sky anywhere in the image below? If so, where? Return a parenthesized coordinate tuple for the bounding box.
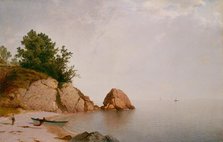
(1, 0, 223, 103)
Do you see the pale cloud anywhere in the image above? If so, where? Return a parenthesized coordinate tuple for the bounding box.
(141, 0, 222, 30)
(196, 11, 223, 28)
(142, 0, 205, 19)
(155, 33, 166, 42)
(213, 0, 223, 27)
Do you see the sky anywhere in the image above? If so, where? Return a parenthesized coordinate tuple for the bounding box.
(0, 0, 223, 103)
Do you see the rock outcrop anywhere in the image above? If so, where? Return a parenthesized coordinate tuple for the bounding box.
(0, 66, 135, 113)
(102, 88, 135, 110)
(71, 131, 120, 142)
(19, 78, 59, 112)
(58, 83, 94, 113)
(0, 75, 95, 113)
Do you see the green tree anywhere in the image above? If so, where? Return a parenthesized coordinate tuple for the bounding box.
(0, 46, 12, 64)
(16, 30, 77, 82)
(10, 57, 19, 65)
(54, 46, 77, 82)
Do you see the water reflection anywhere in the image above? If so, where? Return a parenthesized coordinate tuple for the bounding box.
(102, 110, 135, 130)
(64, 99, 223, 142)
(64, 109, 135, 134)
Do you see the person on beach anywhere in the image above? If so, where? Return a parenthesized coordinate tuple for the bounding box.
(11, 114, 15, 125)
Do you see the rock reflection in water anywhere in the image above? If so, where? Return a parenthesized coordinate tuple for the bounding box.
(65, 99, 223, 142)
(64, 110, 135, 134)
(102, 110, 135, 130)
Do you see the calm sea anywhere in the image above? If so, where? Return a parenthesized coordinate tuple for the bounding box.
(63, 99, 223, 142)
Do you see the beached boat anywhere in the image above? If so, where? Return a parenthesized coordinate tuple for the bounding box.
(31, 117, 68, 126)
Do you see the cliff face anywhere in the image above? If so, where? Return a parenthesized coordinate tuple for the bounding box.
(0, 66, 95, 113)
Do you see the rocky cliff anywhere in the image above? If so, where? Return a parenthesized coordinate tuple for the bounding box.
(0, 66, 135, 113)
(0, 66, 95, 113)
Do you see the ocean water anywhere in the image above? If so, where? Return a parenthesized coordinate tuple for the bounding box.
(64, 99, 223, 142)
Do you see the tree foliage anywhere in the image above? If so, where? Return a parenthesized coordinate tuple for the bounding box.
(0, 46, 12, 64)
(16, 30, 77, 83)
(10, 57, 19, 66)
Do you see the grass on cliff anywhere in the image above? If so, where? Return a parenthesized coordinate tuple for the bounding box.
(0, 66, 48, 94)
(0, 66, 48, 109)
(0, 107, 20, 116)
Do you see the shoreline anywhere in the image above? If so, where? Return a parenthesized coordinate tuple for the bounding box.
(45, 114, 77, 141)
(0, 111, 75, 142)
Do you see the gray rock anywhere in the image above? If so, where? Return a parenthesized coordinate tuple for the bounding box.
(70, 131, 119, 142)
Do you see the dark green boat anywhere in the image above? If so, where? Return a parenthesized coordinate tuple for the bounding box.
(31, 117, 68, 126)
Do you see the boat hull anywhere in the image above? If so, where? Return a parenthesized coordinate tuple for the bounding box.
(31, 117, 68, 126)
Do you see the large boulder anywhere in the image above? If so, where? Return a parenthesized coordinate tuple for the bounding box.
(19, 78, 59, 112)
(19, 81, 95, 113)
(71, 131, 119, 142)
(102, 88, 135, 110)
(58, 83, 95, 113)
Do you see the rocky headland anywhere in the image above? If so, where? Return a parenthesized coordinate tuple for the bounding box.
(0, 66, 135, 142)
(0, 66, 135, 112)
(0, 66, 96, 113)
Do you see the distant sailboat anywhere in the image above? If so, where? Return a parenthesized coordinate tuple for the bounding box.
(174, 99, 179, 102)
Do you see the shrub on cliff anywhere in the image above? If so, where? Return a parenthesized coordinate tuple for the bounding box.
(0, 45, 12, 65)
(0, 66, 47, 94)
(0, 66, 48, 108)
(16, 30, 77, 83)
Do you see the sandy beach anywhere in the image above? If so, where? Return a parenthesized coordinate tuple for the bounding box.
(0, 111, 74, 142)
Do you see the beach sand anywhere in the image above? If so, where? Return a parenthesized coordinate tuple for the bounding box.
(0, 111, 74, 142)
